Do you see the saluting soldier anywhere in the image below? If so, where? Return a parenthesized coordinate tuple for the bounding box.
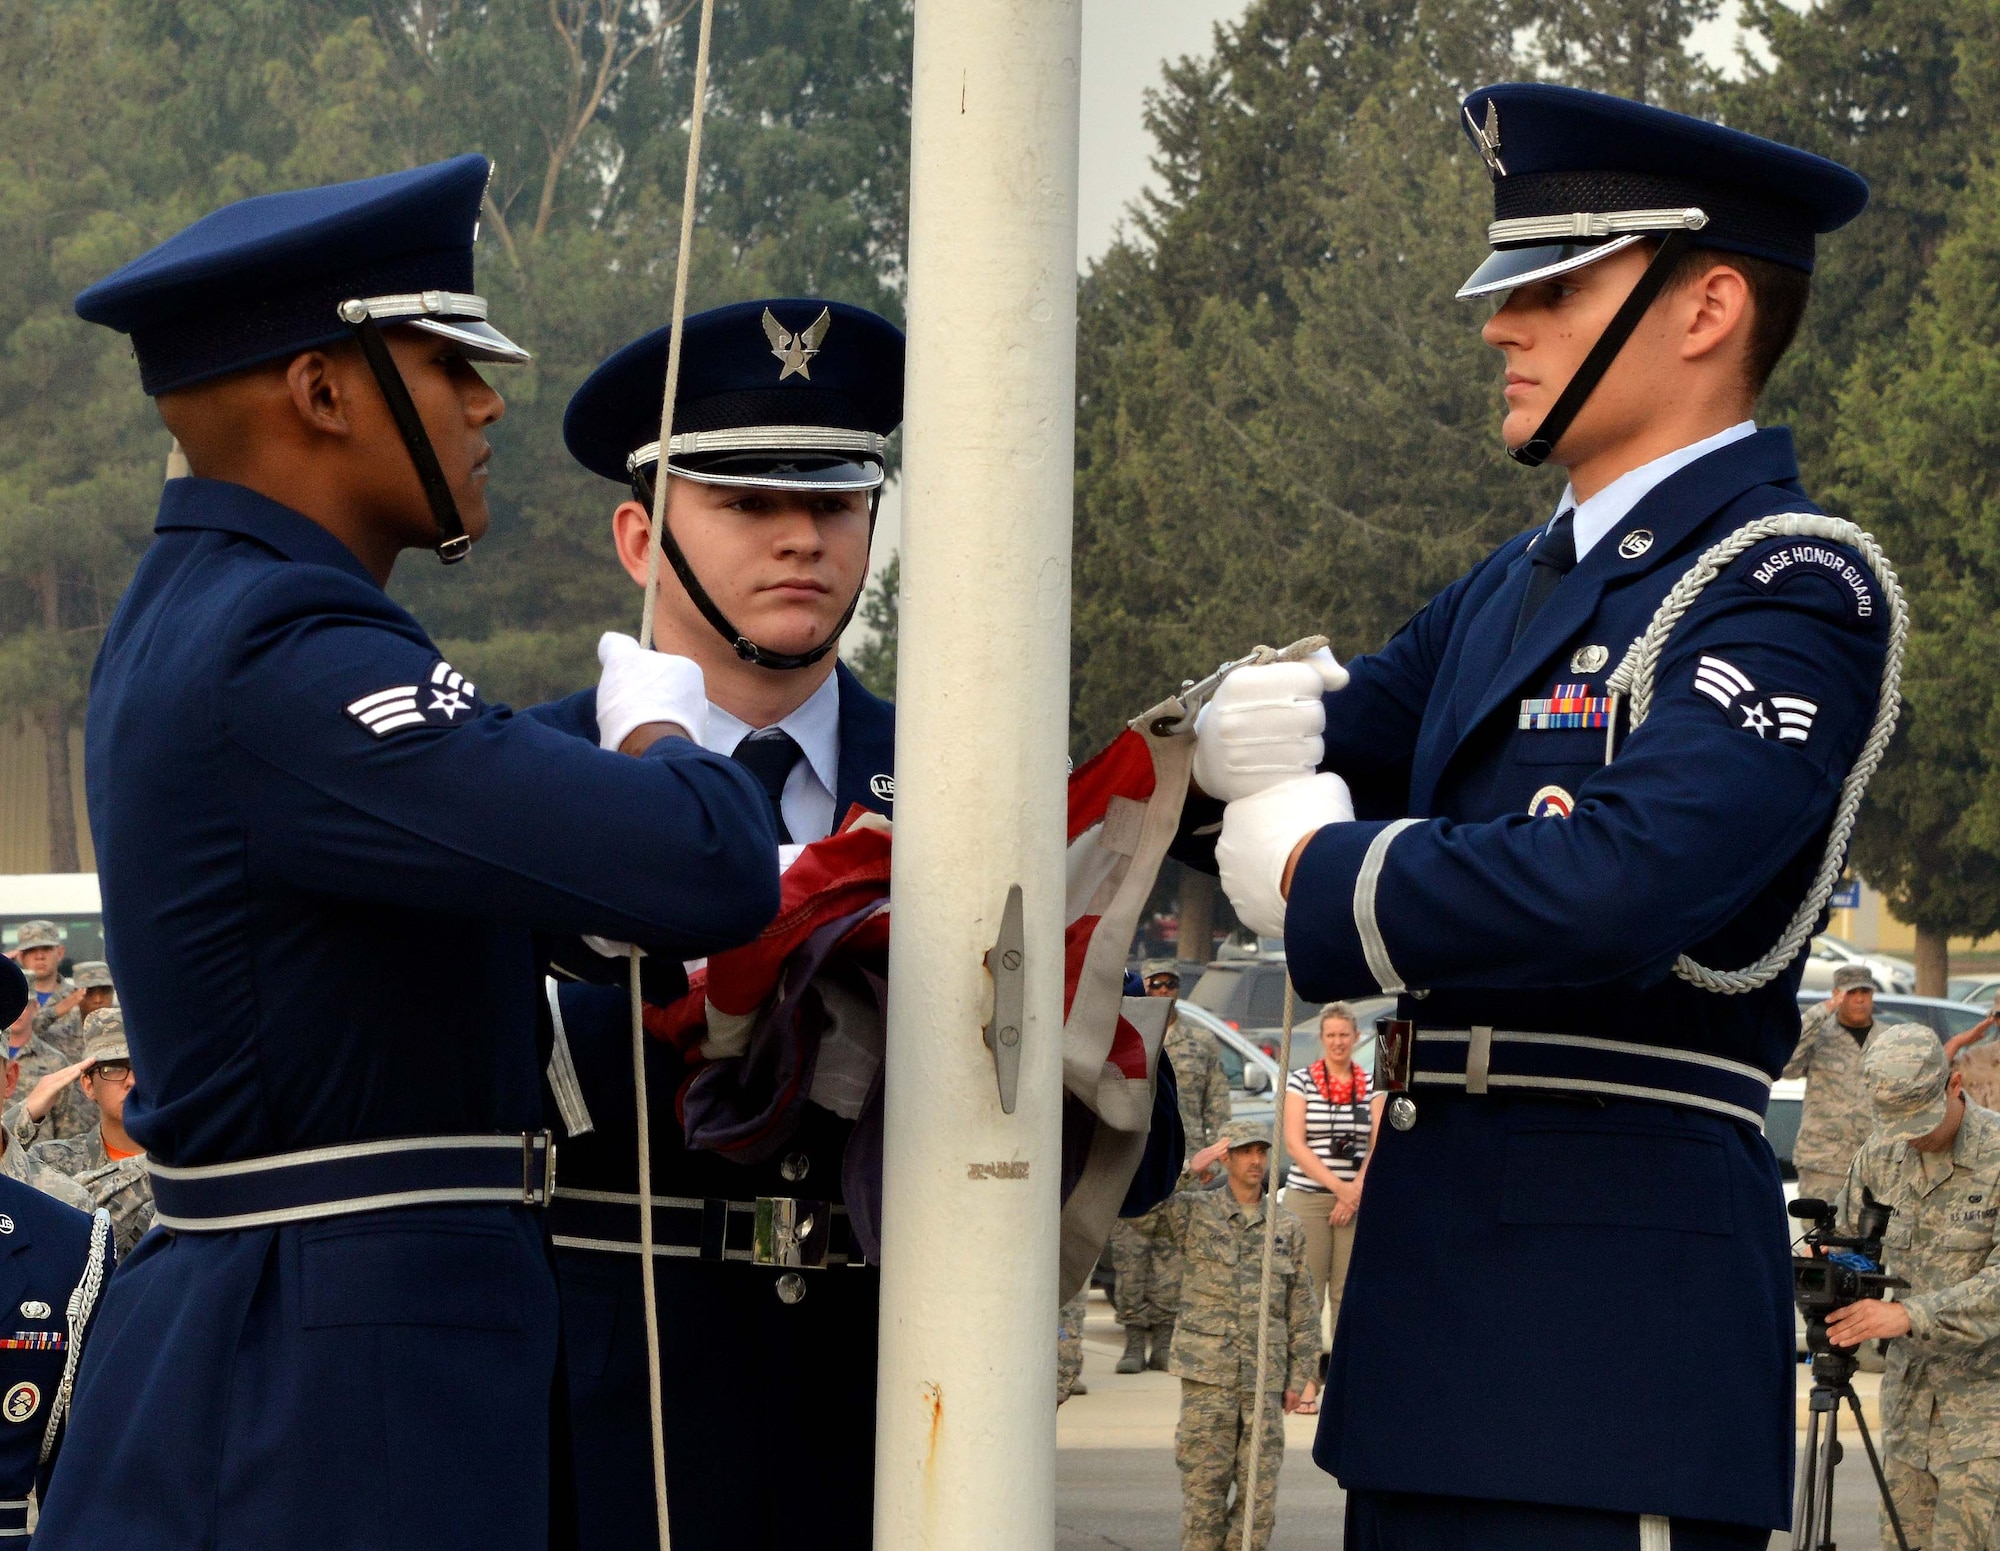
(29, 961, 112, 1063)
(1198, 87, 1883, 1545)
(1111, 959, 1231, 1373)
(529, 299, 901, 1551)
(38, 157, 780, 1550)
(27, 1011, 154, 1257)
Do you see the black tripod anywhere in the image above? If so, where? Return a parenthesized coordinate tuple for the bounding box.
(1793, 1322, 1908, 1551)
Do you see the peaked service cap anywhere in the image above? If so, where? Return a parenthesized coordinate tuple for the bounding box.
(1864, 1023, 1952, 1147)
(564, 298, 904, 493)
(1455, 83, 1870, 299)
(74, 154, 529, 395)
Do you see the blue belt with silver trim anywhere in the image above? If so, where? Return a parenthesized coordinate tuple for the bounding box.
(1377, 1021, 1772, 1126)
(549, 1187, 856, 1268)
(148, 1132, 556, 1232)
(0, 1497, 25, 1537)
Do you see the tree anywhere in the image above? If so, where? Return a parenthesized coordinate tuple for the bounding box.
(1522, 0, 1720, 109)
(1833, 147, 2000, 992)
(847, 550, 898, 700)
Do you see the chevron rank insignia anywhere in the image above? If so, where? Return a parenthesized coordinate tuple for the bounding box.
(346, 660, 480, 738)
(1519, 683, 1612, 731)
(1691, 655, 1819, 745)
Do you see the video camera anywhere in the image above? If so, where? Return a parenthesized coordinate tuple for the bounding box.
(1789, 1192, 1907, 1326)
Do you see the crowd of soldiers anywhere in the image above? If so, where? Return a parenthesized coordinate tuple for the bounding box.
(2, 923, 157, 1253)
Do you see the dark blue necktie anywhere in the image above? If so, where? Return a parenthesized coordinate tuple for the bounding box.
(731, 729, 802, 845)
(1513, 508, 1577, 648)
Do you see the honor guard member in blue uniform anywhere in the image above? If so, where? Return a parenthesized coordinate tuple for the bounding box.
(530, 299, 901, 1550)
(1194, 87, 1881, 1547)
(0, 1171, 114, 1541)
(45, 159, 781, 1550)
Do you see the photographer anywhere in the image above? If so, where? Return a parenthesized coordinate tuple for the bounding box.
(1829, 1023, 2000, 1550)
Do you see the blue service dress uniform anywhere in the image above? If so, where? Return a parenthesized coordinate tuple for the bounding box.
(1263, 427, 1888, 1536)
(0, 1179, 111, 1542)
(34, 478, 779, 1551)
(529, 662, 894, 1551)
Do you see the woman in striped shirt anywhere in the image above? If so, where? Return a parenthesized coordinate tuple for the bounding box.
(1282, 1002, 1385, 1394)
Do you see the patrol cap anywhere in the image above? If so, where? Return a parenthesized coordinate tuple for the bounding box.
(80, 1008, 128, 1067)
(564, 298, 904, 493)
(1141, 959, 1182, 983)
(12, 921, 61, 951)
(71, 962, 113, 990)
(1831, 964, 1879, 994)
(1220, 1131, 1271, 1152)
(1454, 83, 1870, 299)
(1864, 1024, 1952, 1146)
(74, 155, 529, 396)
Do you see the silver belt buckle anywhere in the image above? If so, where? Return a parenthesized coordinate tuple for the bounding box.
(522, 1130, 556, 1206)
(1375, 1019, 1416, 1091)
(754, 1197, 831, 1268)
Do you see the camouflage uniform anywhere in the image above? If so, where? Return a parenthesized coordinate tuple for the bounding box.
(29, 960, 111, 1063)
(1842, 1025, 2000, 1551)
(28, 1009, 152, 1257)
(30, 1126, 151, 1258)
(1057, 1290, 1088, 1406)
(1785, 1000, 1916, 1202)
(1112, 1013, 1235, 1367)
(1165, 1179, 1317, 1551)
(0, 1120, 96, 1213)
(4, 1033, 97, 1145)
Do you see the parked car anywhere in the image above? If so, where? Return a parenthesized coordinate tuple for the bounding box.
(1798, 934, 1915, 995)
(1949, 975, 2000, 1010)
(1186, 956, 1395, 1066)
(1794, 988, 1989, 1043)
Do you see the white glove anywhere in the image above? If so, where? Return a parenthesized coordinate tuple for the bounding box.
(1193, 647, 1350, 802)
(1215, 772, 1355, 938)
(595, 632, 708, 752)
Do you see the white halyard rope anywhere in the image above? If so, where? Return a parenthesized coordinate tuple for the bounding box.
(1604, 513, 1907, 994)
(1242, 977, 1297, 1551)
(629, 2, 719, 1545)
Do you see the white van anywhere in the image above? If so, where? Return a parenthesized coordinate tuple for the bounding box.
(0, 873, 105, 967)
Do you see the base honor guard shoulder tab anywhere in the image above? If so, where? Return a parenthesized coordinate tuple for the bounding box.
(1735, 535, 1878, 623)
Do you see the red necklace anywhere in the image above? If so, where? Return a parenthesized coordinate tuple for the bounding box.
(1310, 1059, 1366, 1106)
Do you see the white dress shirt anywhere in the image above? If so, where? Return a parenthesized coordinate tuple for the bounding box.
(701, 668, 842, 844)
(1557, 420, 1758, 563)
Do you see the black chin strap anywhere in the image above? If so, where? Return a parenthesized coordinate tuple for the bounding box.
(340, 305, 472, 564)
(1508, 229, 1698, 470)
(634, 468, 879, 671)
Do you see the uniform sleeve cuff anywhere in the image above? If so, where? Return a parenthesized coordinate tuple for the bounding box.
(1283, 818, 1421, 1002)
(1903, 1294, 1937, 1342)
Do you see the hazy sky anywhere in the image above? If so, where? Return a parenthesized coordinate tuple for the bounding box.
(1075, 0, 1758, 263)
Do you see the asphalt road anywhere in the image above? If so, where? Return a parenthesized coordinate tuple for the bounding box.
(1056, 1292, 1886, 1549)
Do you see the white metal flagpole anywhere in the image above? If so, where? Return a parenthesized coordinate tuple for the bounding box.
(873, 0, 1082, 1545)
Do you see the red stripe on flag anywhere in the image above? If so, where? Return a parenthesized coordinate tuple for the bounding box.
(1107, 1015, 1149, 1079)
(1066, 729, 1157, 843)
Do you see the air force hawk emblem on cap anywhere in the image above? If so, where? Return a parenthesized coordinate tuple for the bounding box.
(1465, 100, 1505, 177)
(346, 660, 481, 738)
(763, 306, 832, 381)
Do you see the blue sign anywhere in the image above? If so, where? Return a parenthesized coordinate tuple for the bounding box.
(1830, 880, 1861, 911)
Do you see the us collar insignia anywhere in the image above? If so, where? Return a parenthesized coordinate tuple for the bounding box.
(1519, 684, 1613, 731)
(1617, 529, 1654, 560)
(1466, 100, 1505, 178)
(869, 772, 895, 801)
(763, 306, 832, 381)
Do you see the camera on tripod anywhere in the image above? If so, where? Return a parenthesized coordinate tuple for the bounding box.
(1789, 1192, 1908, 1323)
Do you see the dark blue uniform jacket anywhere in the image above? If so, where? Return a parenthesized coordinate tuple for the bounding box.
(529, 667, 1186, 1549)
(1284, 430, 1888, 1528)
(0, 1179, 107, 1538)
(529, 663, 894, 1551)
(36, 478, 778, 1551)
